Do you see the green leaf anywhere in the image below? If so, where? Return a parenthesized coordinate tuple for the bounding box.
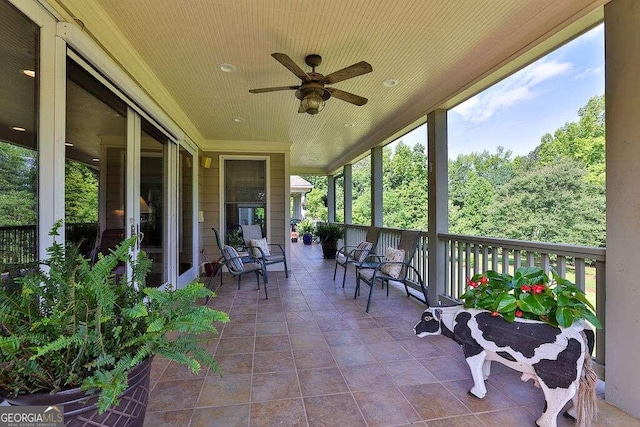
(147, 318, 165, 333)
(494, 293, 517, 312)
(556, 307, 575, 328)
(519, 293, 548, 315)
(580, 309, 602, 329)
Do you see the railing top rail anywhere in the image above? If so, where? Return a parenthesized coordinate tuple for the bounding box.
(339, 223, 428, 238)
(439, 232, 605, 261)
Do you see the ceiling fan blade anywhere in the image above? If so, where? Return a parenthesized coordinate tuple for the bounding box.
(272, 53, 310, 81)
(249, 85, 300, 94)
(326, 88, 368, 106)
(321, 61, 373, 85)
(298, 104, 306, 113)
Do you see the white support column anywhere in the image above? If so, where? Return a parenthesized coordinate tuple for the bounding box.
(344, 164, 353, 224)
(604, 0, 640, 417)
(371, 146, 383, 227)
(327, 175, 335, 223)
(427, 109, 448, 305)
(292, 194, 302, 219)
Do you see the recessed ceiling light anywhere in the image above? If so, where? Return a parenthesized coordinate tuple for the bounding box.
(92, 158, 100, 162)
(344, 123, 355, 128)
(11, 126, 26, 132)
(382, 79, 399, 87)
(219, 63, 237, 73)
(64, 142, 74, 147)
(232, 117, 245, 123)
(22, 69, 36, 78)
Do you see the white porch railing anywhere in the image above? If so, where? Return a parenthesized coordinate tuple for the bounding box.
(341, 224, 606, 373)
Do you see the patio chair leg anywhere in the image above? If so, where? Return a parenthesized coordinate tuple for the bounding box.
(386, 279, 390, 296)
(342, 264, 347, 288)
(354, 276, 360, 299)
(284, 257, 289, 278)
(366, 282, 374, 313)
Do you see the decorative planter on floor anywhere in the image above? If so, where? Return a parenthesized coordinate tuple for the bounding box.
(321, 241, 338, 259)
(5, 358, 152, 427)
(414, 306, 597, 427)
(302, 234, 313, 245)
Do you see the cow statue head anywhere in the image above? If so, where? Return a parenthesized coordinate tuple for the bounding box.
(414, 304, 464, 337)
(414, 308, 443, 337)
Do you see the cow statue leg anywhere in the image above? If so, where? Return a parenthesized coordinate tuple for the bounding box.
(482, 359, 491, 380)
(536, 381, 576, 427)
(465, 352, 489, 398)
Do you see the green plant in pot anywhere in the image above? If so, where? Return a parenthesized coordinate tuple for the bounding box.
(315, 223, 344, 259)
(460, 266, 601, 328)
(0, 221, 229, 425)
(297, 219, 315, 245)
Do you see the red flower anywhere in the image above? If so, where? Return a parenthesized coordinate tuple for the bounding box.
(521, 285, 531, 292)
(515, 310, 523, 318)
(469, 281, 479, 288)
(479, 276, 488, 284)
(532, 284, 545, 294)
(491, 311, 500, 317)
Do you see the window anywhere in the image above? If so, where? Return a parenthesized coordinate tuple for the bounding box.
(0, 1, 39, 276)
(223, 158, 268, 243)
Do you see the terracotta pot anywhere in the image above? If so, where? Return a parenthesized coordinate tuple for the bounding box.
(5, 358, 152, 427)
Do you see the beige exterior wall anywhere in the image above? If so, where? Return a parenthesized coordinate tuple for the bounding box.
(604, 0, 640, 417)
(198, 151, 287, 262)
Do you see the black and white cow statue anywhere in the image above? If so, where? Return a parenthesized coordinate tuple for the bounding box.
(415, 305, 597, 427)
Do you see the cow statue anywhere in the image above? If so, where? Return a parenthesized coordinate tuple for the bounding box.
(414, 305, 597, 427)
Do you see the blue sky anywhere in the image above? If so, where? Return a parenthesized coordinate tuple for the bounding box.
(393, 24, 604, 160)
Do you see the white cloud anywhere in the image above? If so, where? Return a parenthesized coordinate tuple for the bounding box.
(574, 66, 602, 79)
(452, 59, 572, 123)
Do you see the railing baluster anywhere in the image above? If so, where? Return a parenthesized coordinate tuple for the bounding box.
(465, 243, 471, 281)
(458, 243, 464, 298)
(473, 245, 480, 275)
(450, 241, 456, 297)
(482, 246, 489, 272)
(491, 247, 498, 271)
(527, 251, 535, 267)
(514, 250, 521, 270)
(502, 247, 509, 274)
(595, 260, 606, 368)
(575, 258, 586, 292)
(557, 256, 566, 278)
(541, 253, 550, 275)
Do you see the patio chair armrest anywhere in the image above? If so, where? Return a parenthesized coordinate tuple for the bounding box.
(266, 243, 286, 255)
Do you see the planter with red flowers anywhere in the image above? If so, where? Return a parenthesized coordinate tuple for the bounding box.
(460, 266, 601, 329)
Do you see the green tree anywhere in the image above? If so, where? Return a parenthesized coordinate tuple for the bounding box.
(65, 161, 99, 224)
(486, 160, 605, 246)
(0, 142, 37, 226)
(533, 95, 605, 185)
(382, 142, 428, 230)
(302, 175, 328, 221)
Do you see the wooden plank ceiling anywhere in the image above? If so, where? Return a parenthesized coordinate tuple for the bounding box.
(51, 0, 606, 173)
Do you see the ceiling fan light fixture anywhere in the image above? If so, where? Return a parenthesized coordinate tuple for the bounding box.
(300, 92, 325, 115)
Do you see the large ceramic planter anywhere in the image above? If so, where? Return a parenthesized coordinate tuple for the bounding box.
(321, 241, 338, 259)
(5, 358, 152, 427)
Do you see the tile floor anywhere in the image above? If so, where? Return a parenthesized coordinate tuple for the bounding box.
(144, 243, 640, 427)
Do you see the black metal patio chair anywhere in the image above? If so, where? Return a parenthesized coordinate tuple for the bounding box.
(355, 230, 428, 313)
(333, 226, 380, 287)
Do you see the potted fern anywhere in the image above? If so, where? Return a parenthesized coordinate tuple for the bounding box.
(0, 221, 229, 426)
(315, 223, 344, 259)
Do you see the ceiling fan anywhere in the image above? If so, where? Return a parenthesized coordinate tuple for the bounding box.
(249, 53, 373, 115)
